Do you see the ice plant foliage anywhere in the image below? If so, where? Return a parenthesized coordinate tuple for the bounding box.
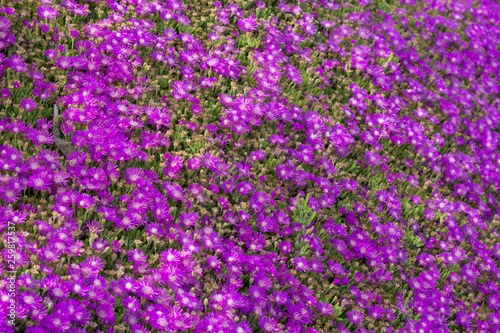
(0, 0, 499, 332)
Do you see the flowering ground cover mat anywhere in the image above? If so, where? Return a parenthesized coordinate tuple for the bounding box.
(0, 0, 500, 332)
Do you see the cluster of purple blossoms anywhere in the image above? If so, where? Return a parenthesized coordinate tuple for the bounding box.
(0, 0, 499, 332)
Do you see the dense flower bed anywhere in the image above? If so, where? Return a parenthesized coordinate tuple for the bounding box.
(0, 0, 500, 332)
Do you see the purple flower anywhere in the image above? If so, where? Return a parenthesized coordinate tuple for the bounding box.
(162, 181, 187, 202)
(317, 302, 334, 316)
(7, 55, 27, 72)
(487, 294, 500, 310)
(55, 56, 73, 69)
(237, 15, 258, 32)
(27, 171, 51, 192)
(20, 290, 42, 310)
(258, 316, 279, 332)
(293, 257, 311, 272)
(385, 308, 396, 321)
(37, 5, 59, 20)
(255, 1, 266, 8)
(128, 249, 148, 263)
(179, 211, 200, 227)
(347, 309, 364, 325)
(368, 305, 384, 319)
(43, 312, 71, 331)
(455, 310, 475, 328)
(0, 88, 11, 99)
(286, 64, 303, 85)
(96, 303, 115, 325)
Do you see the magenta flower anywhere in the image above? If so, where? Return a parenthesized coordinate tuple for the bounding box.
(237, 15, 258, 32)
(96, 303, 115, 325)
(487, 294, 500, 310)
(0, 88, 11, 99)
(0, 183, 21, 204)
(75, 193, 95, 209)
(162, 181, 187, 202)
(317, 302, 334, 316)
(27, 171, 51, 191)
(54, 56, 73, 69)
(279, 241, 292, 254)
(206, 255, 221, 271)
(285, 64, 303, 85)
(292, 257, 310, 272)
(455, 310, 475, 327)
(123, 167, 145, 183)
(39, 245, 61, 262)
(7, 55, 28, 72)
(43, 312, 71, 331)
(128, 249, 148, 263)
(37, 5, 59, 20)
(347, 309, 364, 325)
(151, 51, 167, 62)
(179, 211, 200, 227)
(145, 222, 165, 237)
(187, 157, 200, 170)
(258, 316, 279, 332)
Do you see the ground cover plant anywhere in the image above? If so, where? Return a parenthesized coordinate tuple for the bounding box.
(0, 0, 500, 332)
